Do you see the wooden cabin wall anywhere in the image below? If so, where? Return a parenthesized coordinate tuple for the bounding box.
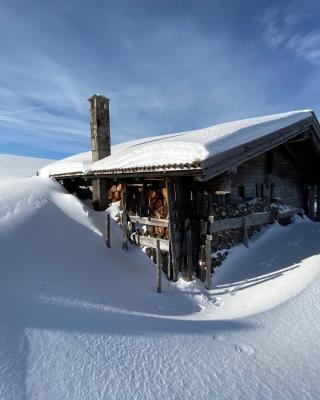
(202, 147, 308, 209)
(230, 154, 267, 203)
(271, 149, 305, 208)
(229, 148, 305, 208)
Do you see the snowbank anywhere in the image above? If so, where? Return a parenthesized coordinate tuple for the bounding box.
(1, 176, 320, 399)
(0, 153, 52, 177)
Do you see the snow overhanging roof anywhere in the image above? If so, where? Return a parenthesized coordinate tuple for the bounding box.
(40, 110, 320, 181)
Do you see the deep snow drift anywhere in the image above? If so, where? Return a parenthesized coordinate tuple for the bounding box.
(1, 177, 320, 400)
(0, 154, 52, 177)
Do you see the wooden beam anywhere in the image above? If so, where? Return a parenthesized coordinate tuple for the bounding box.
(166, 179, 178, 281)
(129, 216, 169, 228)
(134, 234, 169, 251)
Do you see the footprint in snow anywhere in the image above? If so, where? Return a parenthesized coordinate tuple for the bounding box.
(234, 344, 255, 355)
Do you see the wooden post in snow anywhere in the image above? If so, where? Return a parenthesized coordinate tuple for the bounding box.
(243, 216, 249, 248)
(122, 212, 128, 250)
(156, 239, 162, 293)
(105, 213, 111, 248)
(205, 235, 212, 290)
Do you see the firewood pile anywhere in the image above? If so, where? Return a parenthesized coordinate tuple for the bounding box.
(143, 188, 169, 239)
(107, 184, 123, 207)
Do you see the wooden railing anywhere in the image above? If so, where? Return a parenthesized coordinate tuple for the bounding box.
(129, 216, 169, 228)
(208, 207, 302, 247)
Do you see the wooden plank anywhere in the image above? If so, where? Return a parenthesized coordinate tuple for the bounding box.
(156, 239, 162, 293)
(210, 216, 243, 232)
(210, 212, 272, 233)
(134, 235, 170, 251)
(205, 236, 212, 290)
(246, 212, 273, 226)
(129, 216, 169, 228)
(105, 213, 111, 248)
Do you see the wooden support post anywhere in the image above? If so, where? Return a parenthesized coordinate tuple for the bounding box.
(186, 220, 193, 281)
(243, 216, 248, 248)
(122, 212, 129, 250)
(166, 179, 178, 281)
(317, 185, 320, 221)
(205, 235, 212, 290)
(105, 213, 111, 248)
(156, 239, 162, 293)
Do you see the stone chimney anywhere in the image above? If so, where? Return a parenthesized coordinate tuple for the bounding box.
(88, 94, 111, 162)
(88, 94, 110, 210)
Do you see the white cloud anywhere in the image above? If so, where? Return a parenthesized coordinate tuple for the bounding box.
(260, 5, 320, 67)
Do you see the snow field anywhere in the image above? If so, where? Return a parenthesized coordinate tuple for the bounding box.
(1, 176, 320, 399)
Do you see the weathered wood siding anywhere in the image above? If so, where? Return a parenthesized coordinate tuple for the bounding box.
(230, 154, 266, 203)
(271, 149, 305, 208)
(229, 148, 305, 208)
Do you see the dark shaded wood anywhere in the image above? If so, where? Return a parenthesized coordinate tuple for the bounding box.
(185, 220, 193, 281)
(166, 179, 178, 281)
(205, 236, 212, 290)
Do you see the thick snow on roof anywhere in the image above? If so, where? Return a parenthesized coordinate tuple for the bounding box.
(40, 110, 312, 177)
(39, 151, 92, 177)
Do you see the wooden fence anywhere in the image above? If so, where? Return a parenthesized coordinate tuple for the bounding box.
(208, 207, 302, 248)
(105, 207, 303, 291)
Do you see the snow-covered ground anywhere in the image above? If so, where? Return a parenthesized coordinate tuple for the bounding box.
(0, 154, 52, 177)
(1, 176, 320, 399)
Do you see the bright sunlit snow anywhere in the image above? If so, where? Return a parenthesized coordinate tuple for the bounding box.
(0, 154, 52, 177)
(40, 110, 312, 177)
(1, 172, 320, 399)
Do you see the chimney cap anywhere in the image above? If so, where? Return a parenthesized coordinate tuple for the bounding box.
(88, 94, 110, 102)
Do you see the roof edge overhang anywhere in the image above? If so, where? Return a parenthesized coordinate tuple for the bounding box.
(50, 165, 202, 180)
(201, 114, 320, 181)
(49, 112, 320, 182)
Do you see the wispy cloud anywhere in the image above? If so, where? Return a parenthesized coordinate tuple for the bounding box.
(260, 4, 320, 66)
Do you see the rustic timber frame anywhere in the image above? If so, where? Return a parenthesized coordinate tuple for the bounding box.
(51, 109, 320, 288)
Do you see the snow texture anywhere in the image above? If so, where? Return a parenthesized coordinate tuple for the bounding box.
(1, 174, 320, 399)
(40, 110, 312, 177)
(0, 154, 52, 177)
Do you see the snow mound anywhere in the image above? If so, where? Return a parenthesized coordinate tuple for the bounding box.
(2, 176, 320, 399)
(0, 153, 52, 177)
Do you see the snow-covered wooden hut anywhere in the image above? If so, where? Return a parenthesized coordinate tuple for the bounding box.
(41, 95, 320, 286)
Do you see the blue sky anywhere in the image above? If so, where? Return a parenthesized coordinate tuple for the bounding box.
(1, 0, 320, 160)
